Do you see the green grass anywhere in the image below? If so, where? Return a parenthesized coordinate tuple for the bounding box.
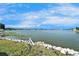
(0, 40, 30, 56)
(0, 40, 65, 56)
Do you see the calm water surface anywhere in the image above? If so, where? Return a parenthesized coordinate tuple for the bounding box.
(6, 30, 79, 51)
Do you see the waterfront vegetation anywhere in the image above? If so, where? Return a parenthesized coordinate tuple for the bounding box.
(0, 40, 64, 56)
(3, 32, 31, 39)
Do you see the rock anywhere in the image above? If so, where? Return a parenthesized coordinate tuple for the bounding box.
(52, 46, 56, 49)
(60, 50, 67, 54)
(54, 47, 62, 51)
(74, 53, 79, 56)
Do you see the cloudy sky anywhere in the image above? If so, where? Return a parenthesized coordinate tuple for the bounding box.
(0, 3, 79, 28)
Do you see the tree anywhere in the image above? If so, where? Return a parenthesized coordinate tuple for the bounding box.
(0, 23, 5, 29)
(0, 23, 5, 37)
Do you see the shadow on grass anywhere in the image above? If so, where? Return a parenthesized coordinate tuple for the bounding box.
(0, 52, 8, 56)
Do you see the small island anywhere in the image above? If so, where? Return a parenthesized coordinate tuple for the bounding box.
(73, 27, 79, 32)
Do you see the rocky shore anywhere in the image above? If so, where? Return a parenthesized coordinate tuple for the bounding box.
(35, 41, 79, 56)
(0, 37, 79, 56)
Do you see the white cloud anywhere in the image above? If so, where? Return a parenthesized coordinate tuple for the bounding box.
(18, 14, 40, 28)
(42, 16, 79, 25)
(6, 24, 26, 28)
(23, 14, 39, 20)
(57, 4, 79, 17)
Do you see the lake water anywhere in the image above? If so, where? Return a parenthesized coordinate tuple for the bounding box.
(6, 30, 79, 51)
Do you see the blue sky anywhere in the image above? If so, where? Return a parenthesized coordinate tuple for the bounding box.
(0, 3, 79, 29)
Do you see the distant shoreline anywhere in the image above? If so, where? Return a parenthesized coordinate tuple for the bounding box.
(5, 28, 73, 30)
